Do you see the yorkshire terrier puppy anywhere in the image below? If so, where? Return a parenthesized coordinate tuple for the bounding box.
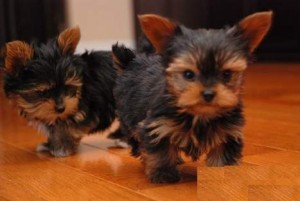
(112, 12, 272, 183)
(2, 27, 119, 157)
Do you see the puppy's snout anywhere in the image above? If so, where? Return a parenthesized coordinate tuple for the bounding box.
(202, 90, 215, 103)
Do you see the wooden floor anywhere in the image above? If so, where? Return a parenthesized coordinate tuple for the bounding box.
(0, 63, 299, 201)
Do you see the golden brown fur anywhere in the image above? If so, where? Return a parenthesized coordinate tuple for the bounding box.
(57, 26, 81, 54)
(4, 41, 34, 73)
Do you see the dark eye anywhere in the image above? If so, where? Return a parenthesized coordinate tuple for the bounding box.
(183, 70, 195, 80)
(222, 70, 232, 83)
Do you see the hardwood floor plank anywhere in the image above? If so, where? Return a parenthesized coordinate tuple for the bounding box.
(0, 142, 153, 201)
(0, 175, 46, 201)
(244, 117, 300, 152)
(242, 143, 283, 156)
(243, 151, 300, 165)
(197, 166, 300, 201)
(140, 182, 197, 201)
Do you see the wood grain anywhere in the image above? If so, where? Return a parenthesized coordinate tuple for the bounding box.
(0, 142, 153, 201)
(197, 166, 300, 201)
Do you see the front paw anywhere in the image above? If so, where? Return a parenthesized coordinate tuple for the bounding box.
(49, 147, 75, 157)
(149, 168, 180, 183)
(36, 142, 50, 152)
(36, 142, 76, 157)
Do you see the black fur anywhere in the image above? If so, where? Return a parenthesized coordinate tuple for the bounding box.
(136, 34, 155, 54)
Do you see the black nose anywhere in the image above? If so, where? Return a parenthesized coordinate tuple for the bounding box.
(202, 90, 215, 103)
(55, 105, 65, 113)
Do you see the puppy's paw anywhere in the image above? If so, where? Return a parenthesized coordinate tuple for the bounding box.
(149, 169, 180, 183)
(50, 147, 75, 157)
(36, 142, 75, 157)
(36, 142, 50, 152)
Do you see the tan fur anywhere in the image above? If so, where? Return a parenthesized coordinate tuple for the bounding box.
(63, 96, 80, 118)
(177, 83, 202, 107)
(206, 132, 242, 166)
(214, 84, 239, 108)
(223, 57, 247, 72)
(142, 146, 178, 176)
(186, 105, 221, 118)
(20, 84, 53, 94)
(57, 27, 81, 54)
(73, 111, 86, 122)
(148, 118, 179, 143)
(16, 95, 80, 125)
(166, 57, 199, 74)
(147, 117, 200, 149)
(166, 73, 190, 96)
(227, 71, 244, 89)
(4, 41, 33, 73)
(238, 11, 273, 53)
(17, 98, 58, 124)
(65, 76, 82, 87)
(145, 114, 240, 157)
(138, 14, 177, 53)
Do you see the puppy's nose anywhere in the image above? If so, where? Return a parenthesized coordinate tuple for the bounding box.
(202, 90, 215, 103)
(55, 104, 65, 113)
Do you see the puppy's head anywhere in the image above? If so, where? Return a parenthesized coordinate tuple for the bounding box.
(2, 27, 83, 124)
(139, 12, 272, 117)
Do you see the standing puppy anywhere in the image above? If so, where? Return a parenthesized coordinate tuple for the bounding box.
(2, 27, 119, 157)
(113, 12, 272, 183)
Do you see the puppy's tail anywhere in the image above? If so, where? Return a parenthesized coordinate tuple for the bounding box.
(112, 43, 135, 73)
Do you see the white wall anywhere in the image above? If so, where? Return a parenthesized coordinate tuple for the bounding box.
(66, 0, 135, 52)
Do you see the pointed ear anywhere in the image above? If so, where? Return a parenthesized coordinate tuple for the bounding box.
(238, 11, 273, 53)
(112, 43, 135, 72)
(138, 14, 178, 53)
(3, 41, 33, 74)
(57, 26, 81, 54)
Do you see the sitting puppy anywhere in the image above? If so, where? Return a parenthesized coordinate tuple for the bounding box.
(112, 12, 272, 183)
(2, 27, 119, 157)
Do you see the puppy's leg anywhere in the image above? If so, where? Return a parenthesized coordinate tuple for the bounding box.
(37, 124, 82, 157)
(206, 135, 243, 166)
(142, 138, 180, 183)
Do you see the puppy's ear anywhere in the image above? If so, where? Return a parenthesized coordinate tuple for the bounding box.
(57, 26, 81, 54)
(3, 41, 34, 74)
(238, 11, 273, 53)
(138, 14, 178, 53)
(112, 43, 135, 72)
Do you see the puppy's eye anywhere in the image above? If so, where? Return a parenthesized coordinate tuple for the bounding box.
(183, 70, 195, 80)
(222, 70, 232, 83)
